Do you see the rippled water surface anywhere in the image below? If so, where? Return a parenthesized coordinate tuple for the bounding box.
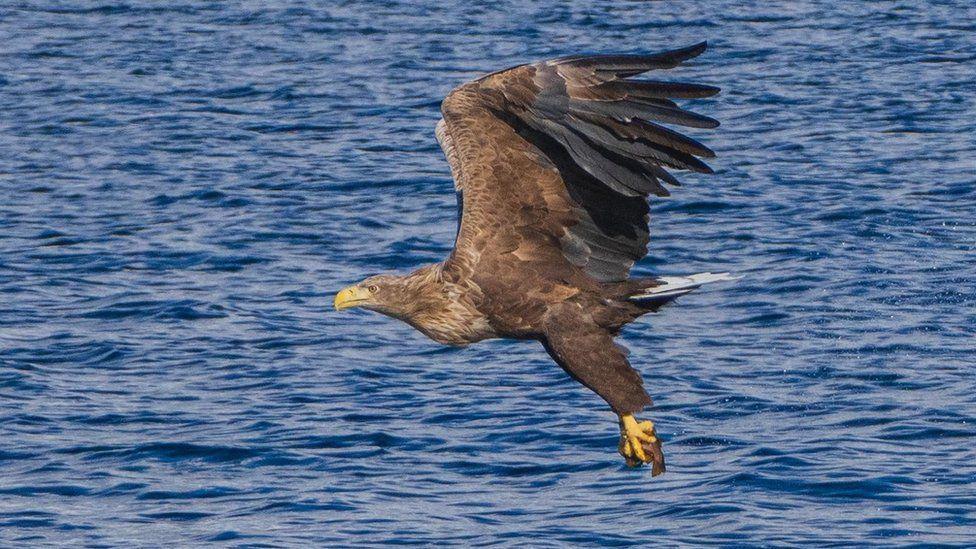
(2, 1, 975, 546)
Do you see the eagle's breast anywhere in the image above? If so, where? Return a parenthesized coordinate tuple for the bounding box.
(401, 277, 496, 346)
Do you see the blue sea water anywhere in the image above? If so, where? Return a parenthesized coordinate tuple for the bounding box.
(1, 0, 975, 545)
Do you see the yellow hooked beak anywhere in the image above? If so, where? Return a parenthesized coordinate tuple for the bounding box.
(334, 285, 372, 310)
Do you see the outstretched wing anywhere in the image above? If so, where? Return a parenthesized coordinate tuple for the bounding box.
(437, 42, 719, 284)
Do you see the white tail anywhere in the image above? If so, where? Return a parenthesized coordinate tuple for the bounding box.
(628, 272, 741, 301)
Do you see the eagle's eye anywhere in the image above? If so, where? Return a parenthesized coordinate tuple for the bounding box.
(367, 284, 379, 293)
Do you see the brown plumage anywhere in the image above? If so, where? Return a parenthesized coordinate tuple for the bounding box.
(334, 42, 734, 475)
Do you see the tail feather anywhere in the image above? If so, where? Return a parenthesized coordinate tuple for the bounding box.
(628, 272, 740, 305)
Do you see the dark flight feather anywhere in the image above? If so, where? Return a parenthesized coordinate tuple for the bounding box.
(592, 80, 721, 100)
(552, 41, 709, 77)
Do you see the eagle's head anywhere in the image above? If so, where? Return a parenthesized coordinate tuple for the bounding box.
(333, 274, 411, 317)
(333, 268, 441, 319)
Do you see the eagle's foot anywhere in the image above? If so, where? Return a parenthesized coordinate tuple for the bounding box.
(618, 414, 665, 475)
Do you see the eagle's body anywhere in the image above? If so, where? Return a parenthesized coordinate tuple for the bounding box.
(388, 262, 662, 346)
(376, 264, 641, 346)
(335, 42, 735, 475)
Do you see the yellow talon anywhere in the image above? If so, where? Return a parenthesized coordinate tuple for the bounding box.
(617, 414, 666, 475)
